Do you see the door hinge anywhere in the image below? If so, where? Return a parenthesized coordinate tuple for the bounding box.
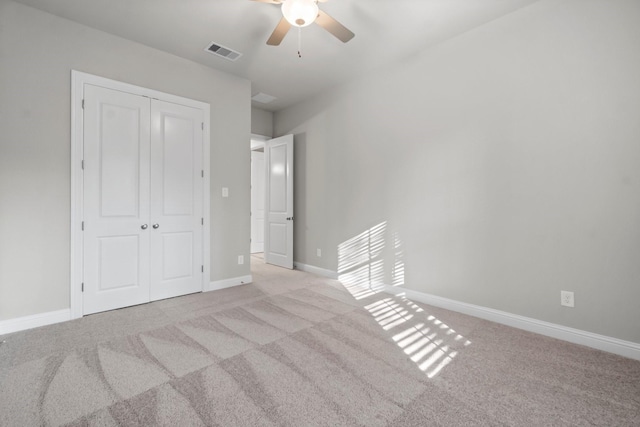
(201, 122, 204, 130)
(81, 283, 84, 292)
(201, 217, 204, 225)
(201, 170, 204, 178)
(81, 160, 84, 170)
(201, 265, 204, 273)
(82, 99, 85, 109)
(81, 221, 84, 231)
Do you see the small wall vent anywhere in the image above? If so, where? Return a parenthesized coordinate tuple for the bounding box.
(205, 42, 242, 61)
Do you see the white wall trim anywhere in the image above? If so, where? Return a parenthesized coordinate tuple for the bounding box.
(70, 70, 84, 319)
(294, 262, 339, 280)
(206, 275, 253, 292)
(0, 309, 72, 336)
(382, 285, 640, 361)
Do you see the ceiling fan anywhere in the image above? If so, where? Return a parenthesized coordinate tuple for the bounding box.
(252, 0, 355, 46)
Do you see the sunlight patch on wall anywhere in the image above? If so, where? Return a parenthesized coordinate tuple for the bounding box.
(338, 222, 386, 273)
(391, 231, 404, 287)
(337, 222, 470, 379)
(338, 221, 387, 300)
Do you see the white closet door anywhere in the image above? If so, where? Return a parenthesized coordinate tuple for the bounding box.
(83, 85, 151, 315)
(149, 100, 204, 301)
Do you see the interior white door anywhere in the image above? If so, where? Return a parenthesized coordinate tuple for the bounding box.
(251, 150, 265, 253)
(83, 84, 151, 315)
(83, 83, 205, 315)
(264, 134, 294, 269)
(149, 100, 204, 301)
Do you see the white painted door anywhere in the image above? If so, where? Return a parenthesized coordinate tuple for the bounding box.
(264, 135, 294, 269)
(149, 100, 203, 301)
(83, 85, 151, 315)
(251, 150, 265, 253)
(83, 85, 204, 315)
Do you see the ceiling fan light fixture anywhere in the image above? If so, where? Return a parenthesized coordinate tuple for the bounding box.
(281, 0, 318, 28)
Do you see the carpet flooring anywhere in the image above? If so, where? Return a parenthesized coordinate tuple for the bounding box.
(1, 256, 639, 426)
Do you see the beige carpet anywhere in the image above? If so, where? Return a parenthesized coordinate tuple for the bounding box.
(1, 259, 639, 426)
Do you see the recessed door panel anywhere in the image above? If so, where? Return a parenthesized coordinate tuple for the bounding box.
(98, 236, 140, 290)
(162, 232, 194, 280)
(268, 144, 287, 213)
(99, 103, 141, 217)
(162, 115, 194, 216)
(268, 223, 287, 256)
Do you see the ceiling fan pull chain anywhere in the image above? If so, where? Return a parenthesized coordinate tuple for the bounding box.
(298, 26, 302, 58)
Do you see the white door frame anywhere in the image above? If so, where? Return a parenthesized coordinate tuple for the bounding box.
(70, 70, 211, 319)
(250, 134, 269, 254)
(250, 150, 265, 254)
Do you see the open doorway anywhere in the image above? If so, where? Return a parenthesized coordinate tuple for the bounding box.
(250, 135, 267, 256)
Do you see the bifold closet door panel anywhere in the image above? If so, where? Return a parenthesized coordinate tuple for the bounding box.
(82, 84, 151, 315)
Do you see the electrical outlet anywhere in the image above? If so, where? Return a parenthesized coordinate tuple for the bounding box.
(238, 255, 244, 265)
(222, 187, 229, 198)
(560, 291, 574, 308)
(317, 248, 322, 257)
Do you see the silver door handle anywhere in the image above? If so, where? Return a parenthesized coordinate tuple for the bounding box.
(286, 217, 294, 221)
(152, 224, 160, 229)
(141, 224, 148, 230)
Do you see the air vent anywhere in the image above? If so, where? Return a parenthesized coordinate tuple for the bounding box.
(251, 93, 277, 104)
(205, 42, 242, 62)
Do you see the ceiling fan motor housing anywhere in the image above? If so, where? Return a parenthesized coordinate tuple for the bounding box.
(281, 0, 319, 28)
(259, 0, 355, 46)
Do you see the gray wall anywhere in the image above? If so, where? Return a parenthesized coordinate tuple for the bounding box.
(0, 0, 251, 321)
(251, 107, 273, 137)
(274, 0, 640, 343)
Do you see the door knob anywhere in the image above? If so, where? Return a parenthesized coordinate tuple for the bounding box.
(286, 217, 294, 221)
(141, 224, 148, 230)
(152, 224, 160, 229)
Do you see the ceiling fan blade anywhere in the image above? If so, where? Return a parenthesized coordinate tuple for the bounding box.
(267, 17, 292, 46)
(315, 10, 355, 43)
(251, 0, 282, 3)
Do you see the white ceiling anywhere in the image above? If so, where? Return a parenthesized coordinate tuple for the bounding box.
(13, 0, 539, 111)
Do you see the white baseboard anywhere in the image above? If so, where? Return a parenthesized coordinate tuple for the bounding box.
(383, 285, 640, 361)
(0, 309, 71, 336)
(294, 262, 338, 279)
(205, 275, 253, 292)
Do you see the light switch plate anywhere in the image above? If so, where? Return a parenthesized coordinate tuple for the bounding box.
(222, 187, 229, 197)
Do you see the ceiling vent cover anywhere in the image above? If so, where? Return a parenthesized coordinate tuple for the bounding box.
(252, 93, 277, 104)
(205, 42, 242, 61)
